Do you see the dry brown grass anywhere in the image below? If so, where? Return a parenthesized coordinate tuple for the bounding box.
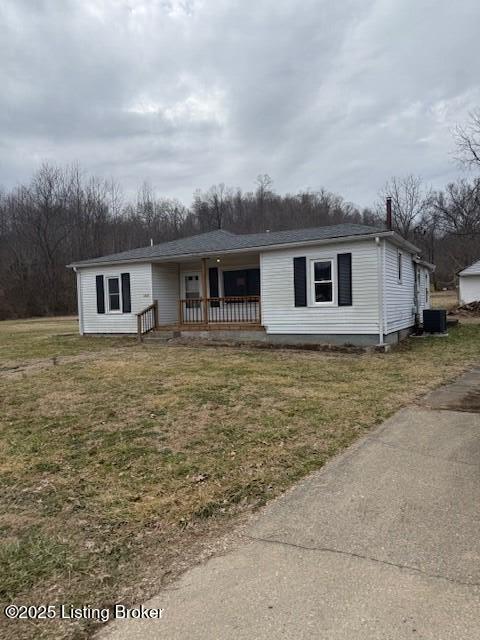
(0, 317, 132, 368)
(430, 289, 458, 310)
(1, 318, 480, 639)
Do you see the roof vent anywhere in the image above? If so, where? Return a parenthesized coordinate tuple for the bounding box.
(386, 197, 392, 230)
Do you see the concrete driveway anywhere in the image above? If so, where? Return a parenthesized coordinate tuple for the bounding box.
(99, 367, 480, 640)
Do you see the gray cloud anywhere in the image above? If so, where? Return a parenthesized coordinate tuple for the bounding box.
(1, 0, 478, 206)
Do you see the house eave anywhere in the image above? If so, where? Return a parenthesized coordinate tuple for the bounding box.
(68, 230, 420, 270)
(413, 257, 435, 271)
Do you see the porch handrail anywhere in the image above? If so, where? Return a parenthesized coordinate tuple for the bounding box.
(207, 295, 260, 303)
(178, 295, 260, 325)
(137, 301, 158, 342)
(178, 297, 204, 325)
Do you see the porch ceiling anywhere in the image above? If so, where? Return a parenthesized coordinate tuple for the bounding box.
(152, 252, 261, 266)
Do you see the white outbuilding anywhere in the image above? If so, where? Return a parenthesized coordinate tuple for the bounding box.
(459, 259, 480, 304)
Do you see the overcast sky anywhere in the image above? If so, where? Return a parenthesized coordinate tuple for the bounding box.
(1, 0, 479, 208)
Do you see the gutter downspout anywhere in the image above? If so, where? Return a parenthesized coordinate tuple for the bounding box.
(375, 237, 384, 346)
(73, 267, 84, 336)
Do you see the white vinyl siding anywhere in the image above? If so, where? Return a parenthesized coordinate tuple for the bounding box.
(384, 241, 416, 333)
(459, 275, 480, 304)
(260, 240, 379, 335)
(80, 263, 153, 334)
(417, 266, 431, 320)
(151, 263, 179, 325)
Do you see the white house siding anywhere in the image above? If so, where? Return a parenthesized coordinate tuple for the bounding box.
(151, 263, 179, 324)
(417, 265, 431, 319)
(384, 241, 416, 334)
(80, 263, 153, 334)
(260, 240, 380, 335)
(459, 275, 480, 304)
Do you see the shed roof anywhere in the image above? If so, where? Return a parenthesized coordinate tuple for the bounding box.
(459, 259, 480, 277)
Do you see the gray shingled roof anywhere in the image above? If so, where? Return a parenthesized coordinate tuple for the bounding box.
(459, 259, 480, 276)
(69, 224, 389, 267)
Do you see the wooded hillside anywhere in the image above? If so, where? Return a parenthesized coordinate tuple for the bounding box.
(0, 165, 479, 320)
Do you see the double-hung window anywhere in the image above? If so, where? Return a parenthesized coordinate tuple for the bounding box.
(311, 259, 334, 304)
(107, 277, 121, 312)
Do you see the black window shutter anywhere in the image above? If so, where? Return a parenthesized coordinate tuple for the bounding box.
(293, 257, 307, 307)
(96, 275, 105, 314)
(208, 267, 219, 297)
(247, 268, 260, 296)
(337, 253, 352, 306)
(121, 273, 131, 313)
(208, 267, 219, 307)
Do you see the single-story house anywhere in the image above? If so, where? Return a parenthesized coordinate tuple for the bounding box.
(458, 259, 480, 304)
(67, 223, 434, 346)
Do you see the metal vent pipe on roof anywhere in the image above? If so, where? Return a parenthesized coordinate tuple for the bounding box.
(386, 197, 392, 230)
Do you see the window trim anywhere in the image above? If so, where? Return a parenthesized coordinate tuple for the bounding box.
(309, 258, 335, 306)
(106, 275, 123, 314)
(397, 251, 403, 284)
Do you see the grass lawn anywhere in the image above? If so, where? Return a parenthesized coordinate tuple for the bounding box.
(430, 289, 458, 311)
(0, 317, 131, 366)
(1, 318, 479, 639)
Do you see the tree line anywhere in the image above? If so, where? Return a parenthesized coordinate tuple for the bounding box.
(1, 114, 480, 320)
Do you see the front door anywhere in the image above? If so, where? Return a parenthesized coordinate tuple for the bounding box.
(182, 272, 202, 322)
(183, 272, 201, 302)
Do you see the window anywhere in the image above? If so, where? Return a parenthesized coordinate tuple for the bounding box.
(398, 251, 403, 283)
(223, 268, 260, 297)
(107, 277, 121, 312)
(311, 259, 333, 304)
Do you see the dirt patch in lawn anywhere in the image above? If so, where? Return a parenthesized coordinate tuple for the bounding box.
(1, 320, 480, 640)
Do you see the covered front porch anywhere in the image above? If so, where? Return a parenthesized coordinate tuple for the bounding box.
(178, 294, 261, 326)
(138, 252, 262, 339)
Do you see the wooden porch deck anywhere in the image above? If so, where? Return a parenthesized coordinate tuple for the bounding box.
(137, 294, 263, 341)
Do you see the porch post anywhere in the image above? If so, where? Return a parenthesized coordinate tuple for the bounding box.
(201, 257, 209, 326)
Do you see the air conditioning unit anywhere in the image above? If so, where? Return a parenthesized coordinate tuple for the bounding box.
(423, 309, 447, 334)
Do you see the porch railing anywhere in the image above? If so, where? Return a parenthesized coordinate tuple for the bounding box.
(178, 296, 261, 325)
(137, 301, 158, 341)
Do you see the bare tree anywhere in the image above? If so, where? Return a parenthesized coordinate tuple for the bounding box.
(454, 110, 480, 169)
(433, 178, 480, 236)
(377, 175, 432, 239)
(206, 183, 231, 229)
(2, 162, 458, 320)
